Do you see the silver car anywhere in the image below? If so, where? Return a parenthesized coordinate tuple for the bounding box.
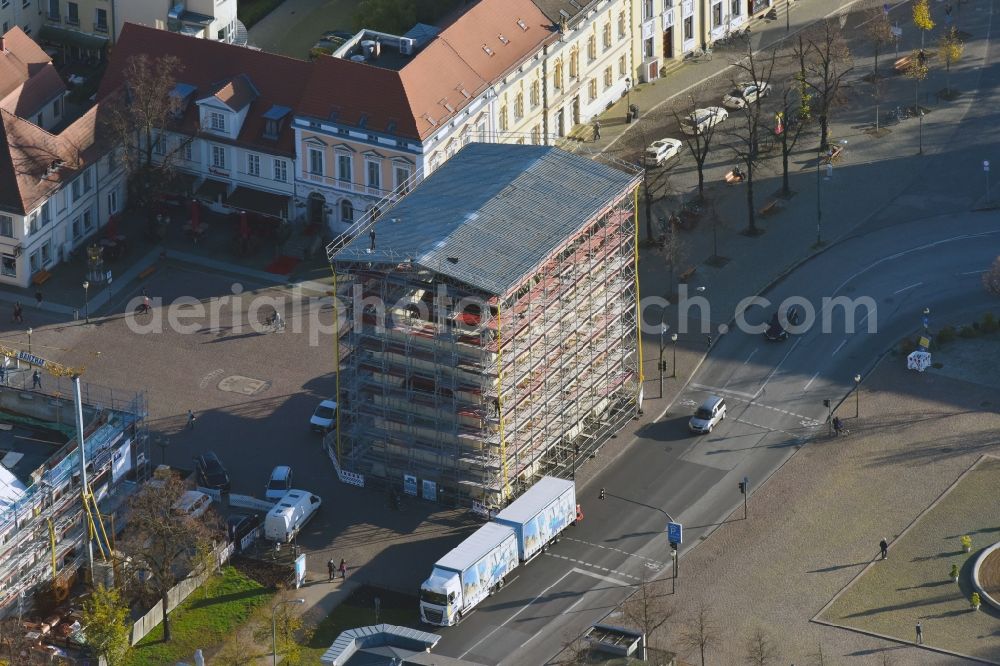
(689, 396, 727, 434)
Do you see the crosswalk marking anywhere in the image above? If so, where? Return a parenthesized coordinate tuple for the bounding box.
(545, 553, 642, 582)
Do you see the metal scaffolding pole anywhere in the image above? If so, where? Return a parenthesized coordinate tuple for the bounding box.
(72, 376, 94, 583)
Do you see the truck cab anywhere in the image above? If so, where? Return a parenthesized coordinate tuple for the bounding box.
(419, 569, 463, 626)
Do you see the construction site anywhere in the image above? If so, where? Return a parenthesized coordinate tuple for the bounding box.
(0, 350, 145, 618)
(328, 143, 643, 509)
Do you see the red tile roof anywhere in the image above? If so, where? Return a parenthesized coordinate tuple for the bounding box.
(1, 65, 66, 119)
(209, 74, 259, 112)
(99, 24, 312, 155)
(0, 27, 65, 121)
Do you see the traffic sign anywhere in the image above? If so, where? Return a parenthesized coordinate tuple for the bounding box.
(667, 522, 683, 545)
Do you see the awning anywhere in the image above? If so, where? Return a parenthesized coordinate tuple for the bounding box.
(194, 178, 230, 203)
(38, 25, 109, 51)
(226, 186, 290, 220)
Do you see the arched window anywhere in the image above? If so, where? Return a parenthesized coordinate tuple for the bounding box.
(340, 199, 354, 223)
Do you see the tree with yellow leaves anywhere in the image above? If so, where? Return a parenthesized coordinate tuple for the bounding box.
(938, 27, 965, 96)
(912, 0, 935, 48)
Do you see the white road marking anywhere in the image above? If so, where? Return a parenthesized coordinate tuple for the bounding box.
(690, 383, 759, 401)
(857, 311, 871, 328)
(724, 395, 823, 426)
(458, 570, 574, 658)
(544, 554, 641, 582)
(893, 282, 923, 295)
(803, 371, 820, 391)
(562, 537, 666, 567)
(959, 270, 985, 276)
(744, 349, 758, 365)
(832, 339, 847, 356)
(512, 590, 593, 655)
(760, 338, 801, 391)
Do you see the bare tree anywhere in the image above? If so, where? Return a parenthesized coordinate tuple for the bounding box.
(678, 603, 719, 666)
(101, 54, 194, 208)
(903, 49, 929, 154)
(983, 255, 1000, 295)
(671, 91, 724, 199)
(621, 575, 673, 654)
(659, 219, 687, 299)
(555, 631, 592, 665)
(0, 617, 48, 665)
(795, 21, 854, 151)
(864, 2, 894, 131)
(776, 76, 810, 196)
(723, 44, 777, 236)
(744, 628, 780, 665)
(118, 475, 221, 642)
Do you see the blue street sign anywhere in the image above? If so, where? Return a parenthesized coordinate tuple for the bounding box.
(921, 315, 929, 328)
(667, 522, 683, 545)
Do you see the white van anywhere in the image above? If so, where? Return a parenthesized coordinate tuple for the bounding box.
(173, 490, 213, 519)
(264, 490, 322, 543)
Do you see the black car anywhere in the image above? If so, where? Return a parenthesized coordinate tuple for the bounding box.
(227, 513, 262, 549)
(763, 306, 802, 341)
(194, 451, 231, 492)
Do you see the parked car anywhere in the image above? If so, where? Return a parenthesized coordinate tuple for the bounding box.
(264, 490, 322, 543)
(689, 396, 727, 434)
(194, 451, 231, 492)
(680, 107, 729, 135)
(310, 399, 338, 433)
(722, 81, 770, 109)
(265, 466, 293, 501)
(227, 512, 262, 545)
(173, 490, 213, 519)
(644, 138, 683, 167)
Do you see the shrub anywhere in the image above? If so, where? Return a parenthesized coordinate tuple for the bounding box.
(936, 325, 957, 344)
(959, 325, 977, 338)
(950, 564, 959, 580)
(971, 592, 981, 607)
(982, 312, 999, 333)
(961, 535, 973, 551)
(899, 337, 918, 354)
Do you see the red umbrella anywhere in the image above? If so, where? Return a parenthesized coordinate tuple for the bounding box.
(240, 210, 249, 239)
(190, 200, 200, 233)
(105, 213, 118, 239)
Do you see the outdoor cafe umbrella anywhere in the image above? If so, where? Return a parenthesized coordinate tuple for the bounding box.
(240, 210, 249, 239)
(190, 199, 201, 233)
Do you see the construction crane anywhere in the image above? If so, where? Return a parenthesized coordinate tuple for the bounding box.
(0, 344, 110, 585)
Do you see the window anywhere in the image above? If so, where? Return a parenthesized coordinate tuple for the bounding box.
(36, 112, 43, 126)
(47, 0, 59, 20)
(514, 93, 524, 120)
(683, 16, 693, 41)
(394, 165, 411, 193)
(1, 255, 15, 278)
(553, 61, 563, 90)
(212, 145, 226, 169)
(83, 209, 93, 231)
(72, 218, 81, 239)
(308, 148, 323, 176)
(0, 215, 12, 238)
(336, 154, 351, 183)
(588, 79, 597, 102)
(340, 199, 354, 222)
(731, 0, 741, 15)
(644, 36, 654, 58)
(51, 97, 61, 118)
(603, 23, 612, 51)
(40, 201, 50, 226)
(95, 8, 107, 31)
(619, 54, 627, 77)
(182, 141, 193, 161)
(274, 158, 288, 182)
(366, 161, 380, 189)
(67, 2, 78, 24)
(29, 251, 40, 273)
(209, 111, 226, 131)
(71, 179, 81, 201)
(107, 190, 118, 214)
(247, 153, 260, 177)
(40, 241, 51, 265)
(569, 49, 579, 79)
(499, 105, 508, 132)
(603, 67, 613, 89)
(642, 0, 653, 20)
(712, 2, 722, 27)
(153, 134, 165, 156)
(531, 125, 540, 145)
(587, 36, 596, 62)
(530, 81, 540, 108)
(618, 11, 626, 39)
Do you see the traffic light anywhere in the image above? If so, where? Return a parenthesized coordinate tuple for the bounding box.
(670, 541, 678, 551)
(599, 487, 606, 500)
(738, 481, 746, 495)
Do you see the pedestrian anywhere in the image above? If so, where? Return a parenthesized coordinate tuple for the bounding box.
(880, 537, 889, 560)
(32, 369, 41, 389)
(187, 409, 196, 429)
(339, 558, 347, 580)
(0, 366, 6, 386)
(34, 290, 43, 306)
(12, 301, 22, 324)
(142, 294, 151, 314)
(593, 120, 601, 141)
(328, 558, 336, 582)
(915, 621, 923, 644)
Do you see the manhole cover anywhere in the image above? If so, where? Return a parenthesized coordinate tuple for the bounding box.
(218, 376, 270, 395)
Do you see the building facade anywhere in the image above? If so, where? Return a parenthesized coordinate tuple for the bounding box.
(328, 144, 643, 508)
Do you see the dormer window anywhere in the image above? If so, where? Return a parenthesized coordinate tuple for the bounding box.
(498, 34, 509, 45)
(262, 105, 291, 140)
(482, 45, 494, 56)
(517, 19, 528, 31)
(209, 111, 226, 132)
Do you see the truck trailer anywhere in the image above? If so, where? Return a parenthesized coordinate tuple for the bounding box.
(419, 476, 577, 626)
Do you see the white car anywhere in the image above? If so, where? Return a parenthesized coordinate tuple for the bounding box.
(722, 81, 771, 109)
(265, 465, 293, 501)
(310, 399, 338, 433)
(681, 107, 729, 135)
(644, 138, 683, 167)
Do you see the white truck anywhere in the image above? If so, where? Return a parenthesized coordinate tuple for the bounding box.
(264, 489, 322, 543)
(419, 476, 577, 626)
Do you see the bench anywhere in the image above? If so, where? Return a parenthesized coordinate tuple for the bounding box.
(679, 266, 697, 283)
(138, 264, 158, 280)
(758, 199, 782, 217)
(724, 170, 745, 184)
(894, 56, 912, 74)
(31, 271, 52, 286)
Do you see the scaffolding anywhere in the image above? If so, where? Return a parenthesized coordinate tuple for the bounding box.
(329, 144, 642, 508)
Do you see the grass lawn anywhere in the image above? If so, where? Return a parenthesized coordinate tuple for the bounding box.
(238, 0, 286, 29)
(292, 587, 420, 664)
(126, 566, 272, 666)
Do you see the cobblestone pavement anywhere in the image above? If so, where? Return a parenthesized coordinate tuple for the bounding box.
(640, 345, 1000, 664)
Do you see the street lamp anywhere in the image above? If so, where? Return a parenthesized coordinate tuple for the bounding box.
(786, 0, 792, 32)
(625, 77, 631, 108)
(658, 320, 668, 398)
(854, 373, 862, 418)
(272, 598, 305, 665)
(671, 333, 678, 378)
(82, 281, 90, 324)
(27, 327, 32, 354)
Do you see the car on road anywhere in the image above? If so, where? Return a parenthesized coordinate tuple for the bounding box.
(689, 396, 726, 434)
(194, 451, 231, 492)
(310, 399, 338, 433)
(265, 465, 293, 501)
(644, 138, 683, 167)
(764, 306, 801, 342)
(681, 107, 729, 135)
(722, 81, 770, 109)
